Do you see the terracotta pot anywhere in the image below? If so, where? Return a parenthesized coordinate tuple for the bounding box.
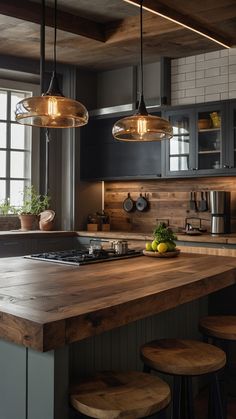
(39, 220, 54, 231)
(19, 214, 38, 231)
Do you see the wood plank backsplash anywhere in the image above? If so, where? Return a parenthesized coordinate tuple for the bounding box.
(104, 177, 236, 233)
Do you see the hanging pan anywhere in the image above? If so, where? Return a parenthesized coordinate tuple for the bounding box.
(136, 193, 149, 212)
(123, 193, 135, 213)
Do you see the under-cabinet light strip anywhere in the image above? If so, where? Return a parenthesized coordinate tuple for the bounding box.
(123, 0, 231, 49)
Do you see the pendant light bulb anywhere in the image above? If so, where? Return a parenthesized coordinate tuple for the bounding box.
(15, 0, 88, 129)
(112, 0, 172, 142)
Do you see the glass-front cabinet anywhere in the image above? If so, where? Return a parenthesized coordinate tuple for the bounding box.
(196, 104, 224, 172)
(165, 103, 227, 177)
(165, 109, 196, 176)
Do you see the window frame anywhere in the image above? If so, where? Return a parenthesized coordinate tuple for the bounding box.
(0, 79, 40, 205)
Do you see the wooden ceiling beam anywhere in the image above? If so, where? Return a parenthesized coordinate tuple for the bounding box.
(123, 0, 233, 48)
(0, 0, 105, 43)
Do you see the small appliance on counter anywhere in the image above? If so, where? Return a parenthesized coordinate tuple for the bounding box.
(209, 191, 230, 234)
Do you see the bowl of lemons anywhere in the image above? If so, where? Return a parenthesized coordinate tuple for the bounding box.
(143, 223, 180, 258)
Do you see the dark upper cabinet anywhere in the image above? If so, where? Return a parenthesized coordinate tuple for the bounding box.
(80, 114, 163, 180)
(80, 100, 236, 181)
(164, 102, 229, 177)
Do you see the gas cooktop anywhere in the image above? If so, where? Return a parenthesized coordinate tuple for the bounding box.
(25, 248, 143, 266)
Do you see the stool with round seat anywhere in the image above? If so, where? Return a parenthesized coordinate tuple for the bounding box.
(140, 339, 226, 419)
(199, 316, 236, 409)
(70, 371, 171, 419)
(199, 316, 236, 343)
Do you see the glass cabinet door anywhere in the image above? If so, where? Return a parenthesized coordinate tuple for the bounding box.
(197, 107, 222, 171)
(166, 111, 194, 174)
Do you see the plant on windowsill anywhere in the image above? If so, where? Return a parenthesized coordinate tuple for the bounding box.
(18, 185, 51, 231)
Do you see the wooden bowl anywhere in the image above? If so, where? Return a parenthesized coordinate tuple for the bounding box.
(143, 249, 180, 258)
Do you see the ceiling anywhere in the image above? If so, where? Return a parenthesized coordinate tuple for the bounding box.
(0, 0, 235, 71)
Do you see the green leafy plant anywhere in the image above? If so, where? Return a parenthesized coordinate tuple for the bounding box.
(0, 198, 17, 215)
(19, 185, 51, 215)
(153, 222, 177, 244)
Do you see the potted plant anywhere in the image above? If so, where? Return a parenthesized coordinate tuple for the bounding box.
(18, 185, 51, 231)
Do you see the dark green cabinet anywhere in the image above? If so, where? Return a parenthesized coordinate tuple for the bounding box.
(80, 114, 163, 180)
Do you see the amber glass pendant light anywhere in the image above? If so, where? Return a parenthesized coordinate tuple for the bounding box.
(15, 0, 88, 128)
(112, 0, 173, 141)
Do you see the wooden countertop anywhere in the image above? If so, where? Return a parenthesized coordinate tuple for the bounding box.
(0, 253, 236, 352)
(77, 230, 236, 244)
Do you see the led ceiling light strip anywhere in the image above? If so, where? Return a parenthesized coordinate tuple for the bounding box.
(123, 0, 231, 49)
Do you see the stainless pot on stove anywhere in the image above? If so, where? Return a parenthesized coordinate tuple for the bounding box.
(111, 240, 128, 255)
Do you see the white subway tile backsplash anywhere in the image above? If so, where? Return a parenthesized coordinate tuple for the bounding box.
(205, 51, 220, 60)
(205, 84, 228, 94)
(178, 57, 186, 65)
(221, 92, 229, 100)
(229, 48, 236, 56)
(178, 63, 195, 73)
(196, 54, 204, 62)
(196, 95, 205, 103)
(196, 75, 228, 87)
(229, 81, 236, 91)
(172, 59, 179, 67)
(205, 93, 220, 101)
(229, 90, 236, 99)
(229, 64, 236, 74)
(205, 67, 220, 77)
(171, 66, 178, 75)
(172, 73, 186, 83)
(229, 55, 236, 65)
(171, 90, 185, 99)
(196, 70, 204, 79)
(185, 87, 204, 97)
(220, 66, 228, 75)
(186, 56, 196, 64)
(186, 72, 196, 81)
(221, 50, 229, 57)
(196, 61, 205, 70)
(171, 48, 236, 106)
(176, 97, 196, 105)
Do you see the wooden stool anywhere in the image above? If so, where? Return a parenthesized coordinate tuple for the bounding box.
(199, 316, 236, 404)
(70, 371, 171, 419)
(140, 339, 226, 419)
(199, 316, 236, 342)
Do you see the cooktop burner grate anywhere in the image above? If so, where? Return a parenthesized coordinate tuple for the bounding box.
(25, 248, 142, 266)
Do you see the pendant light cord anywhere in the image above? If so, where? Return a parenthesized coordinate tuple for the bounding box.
(140, 0, 144, 98)
(54, 0, 57, 74)
(137, 0, 147, 115)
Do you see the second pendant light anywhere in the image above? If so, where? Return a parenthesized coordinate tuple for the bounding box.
(112, 0, 173, 142)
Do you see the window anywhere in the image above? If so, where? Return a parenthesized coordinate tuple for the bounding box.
(0, 80, 40, 208)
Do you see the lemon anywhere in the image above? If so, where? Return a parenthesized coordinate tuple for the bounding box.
(151, 240, 158, 251)
(166, 241, 176, 251)
(145, 242, 153, 251)
(157, 242, 168, 253)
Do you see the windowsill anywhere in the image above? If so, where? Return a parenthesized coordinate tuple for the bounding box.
(0, 230, 77, 238)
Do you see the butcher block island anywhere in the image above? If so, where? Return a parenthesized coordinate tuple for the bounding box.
(1, 252, 236, 419)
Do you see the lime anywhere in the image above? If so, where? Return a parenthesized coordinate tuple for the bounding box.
(151, 240, 158, 251)
(145, 242, 153, 251)
(166, 241, 176, 251)
(157, 242, 168, 253)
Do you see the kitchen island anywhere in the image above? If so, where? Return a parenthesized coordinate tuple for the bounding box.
(1, 252, 236, 419)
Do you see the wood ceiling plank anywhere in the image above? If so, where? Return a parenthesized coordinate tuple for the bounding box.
(0, 0, 105, 42)
(123, 0, 233, 47)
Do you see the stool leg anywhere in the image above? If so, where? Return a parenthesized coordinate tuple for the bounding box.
(209, 372, 225, 419)
(171, 376, 195, 419)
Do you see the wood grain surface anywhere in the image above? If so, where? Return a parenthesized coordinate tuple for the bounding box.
(70, 371, 171, 418)
(0, 253, 236, 351)
(199, 315, 236, 341)
(140, 339, 226, 376)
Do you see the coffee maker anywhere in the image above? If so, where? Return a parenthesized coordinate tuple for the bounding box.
(209, 191, 230, 234)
